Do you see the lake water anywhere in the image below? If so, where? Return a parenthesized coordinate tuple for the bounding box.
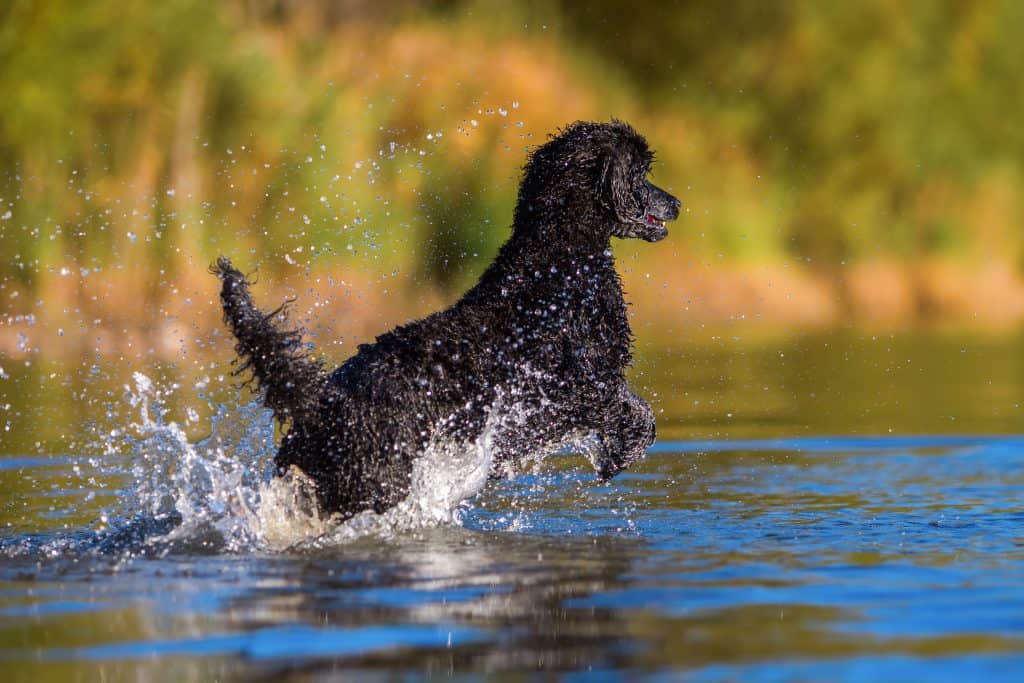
(1, 330, 1023, 680)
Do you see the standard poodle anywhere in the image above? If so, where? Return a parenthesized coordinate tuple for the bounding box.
(213, 120, 680, 518)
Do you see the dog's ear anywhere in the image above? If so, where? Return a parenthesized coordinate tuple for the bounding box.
(598, 149, 634, 221)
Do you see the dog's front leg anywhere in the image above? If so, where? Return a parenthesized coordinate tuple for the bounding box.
(594, 386, 656, 480)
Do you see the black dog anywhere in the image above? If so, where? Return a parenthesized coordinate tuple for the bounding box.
(214, 120, 680, 519)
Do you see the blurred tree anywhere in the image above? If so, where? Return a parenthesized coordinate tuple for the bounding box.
(1, 0, 1023, 335)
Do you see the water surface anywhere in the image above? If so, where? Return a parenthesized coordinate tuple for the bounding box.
(2, 331, 1023, 681)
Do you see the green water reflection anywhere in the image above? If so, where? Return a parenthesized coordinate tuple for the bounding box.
(635, 329, 1024, 439)
(4, 329, 1023, 458)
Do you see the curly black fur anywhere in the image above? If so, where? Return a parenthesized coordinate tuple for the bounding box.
(214, 120, 680, 518)
(211, 257, 326, 423)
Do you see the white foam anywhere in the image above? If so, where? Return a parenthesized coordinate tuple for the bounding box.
(109, 373, 511, 551)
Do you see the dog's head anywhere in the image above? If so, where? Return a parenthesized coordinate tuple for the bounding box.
(515, 120, 681, 244)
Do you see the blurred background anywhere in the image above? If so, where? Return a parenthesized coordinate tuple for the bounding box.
(3, 0, 1024, 450)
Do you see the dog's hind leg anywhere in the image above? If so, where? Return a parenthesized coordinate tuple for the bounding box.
(593, 386, 656, 480)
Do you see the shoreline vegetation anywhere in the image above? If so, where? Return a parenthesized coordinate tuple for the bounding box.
(3, 256, 1024, 361)
(3, 1, 1024, 360)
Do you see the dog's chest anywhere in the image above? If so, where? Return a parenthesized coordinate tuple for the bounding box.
(545, 265, 631, 367)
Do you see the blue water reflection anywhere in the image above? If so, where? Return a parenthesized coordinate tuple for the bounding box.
(1, 434, 1022, 680)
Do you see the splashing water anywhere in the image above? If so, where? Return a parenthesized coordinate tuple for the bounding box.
(115, 372, 277, 551)
(308, 417, 497, 546)
(0, 369, 609, 561)
(97, 372, 509, 553)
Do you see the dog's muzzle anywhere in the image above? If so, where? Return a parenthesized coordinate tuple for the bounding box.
(618, 181, 681, 242)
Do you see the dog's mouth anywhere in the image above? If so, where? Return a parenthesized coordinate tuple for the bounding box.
(643, 213, 666, 229)
(621, 212, 670, 242)
(641, 213, 669, 240)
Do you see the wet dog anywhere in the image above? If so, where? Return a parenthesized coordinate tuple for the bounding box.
(214, 120, 680, 518)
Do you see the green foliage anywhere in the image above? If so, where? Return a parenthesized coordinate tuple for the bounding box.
(1, 0, 1022, 319)
(558, 0, 1024, 261)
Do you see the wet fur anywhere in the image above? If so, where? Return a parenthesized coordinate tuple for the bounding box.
(214, 120, 680, 518)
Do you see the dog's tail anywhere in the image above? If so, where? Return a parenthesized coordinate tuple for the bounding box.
(211, 256, 326, 424)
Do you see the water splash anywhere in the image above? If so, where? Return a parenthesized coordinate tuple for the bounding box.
(0, 371, 584, 561)
(116, 372, 277, 552)
(307, 418, 497, 547)
(93, 373, 515, 552)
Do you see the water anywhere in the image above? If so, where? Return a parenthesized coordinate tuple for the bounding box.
(2, 331, 1024, 680)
